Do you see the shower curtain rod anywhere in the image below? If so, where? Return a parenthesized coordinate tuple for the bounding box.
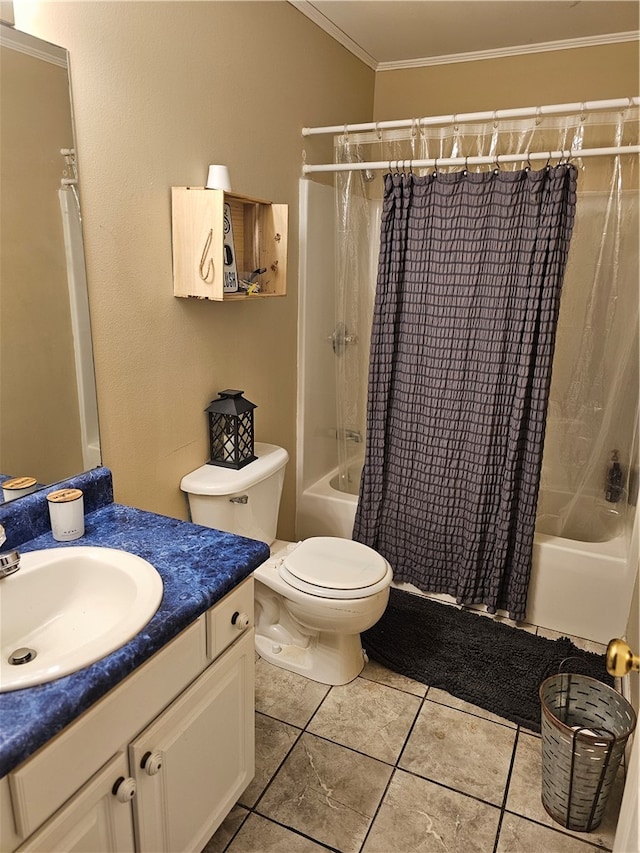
(302, 145, 640, 175)
(301, 96, 639, 137)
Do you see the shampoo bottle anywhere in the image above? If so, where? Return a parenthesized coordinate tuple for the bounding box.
(605, 450, 623, 503)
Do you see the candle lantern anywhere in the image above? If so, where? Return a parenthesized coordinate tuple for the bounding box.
(206, 390, 256, 469)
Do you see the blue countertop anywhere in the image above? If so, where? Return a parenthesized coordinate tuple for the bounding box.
(0, 470, 270, 777)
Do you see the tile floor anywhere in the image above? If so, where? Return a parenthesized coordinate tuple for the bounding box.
(203, 619, 625, 853)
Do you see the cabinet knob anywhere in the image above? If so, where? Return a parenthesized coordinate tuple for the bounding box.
(140, 750, 164, 776)
(231, 611, 250, 630)
(112, 776, 137, 803)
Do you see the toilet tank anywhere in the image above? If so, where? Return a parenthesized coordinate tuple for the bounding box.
(180, 443, 289, 544)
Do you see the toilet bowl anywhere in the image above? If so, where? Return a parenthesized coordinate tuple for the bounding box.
(180, 443, 393, 685)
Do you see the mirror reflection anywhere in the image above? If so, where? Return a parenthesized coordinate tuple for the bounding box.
(0, 24, 100, 500)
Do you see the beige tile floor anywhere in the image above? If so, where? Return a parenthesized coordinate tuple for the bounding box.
(204, 624, 625, 853)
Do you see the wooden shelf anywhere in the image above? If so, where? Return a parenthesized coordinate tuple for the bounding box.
(171, 188, 288, 301)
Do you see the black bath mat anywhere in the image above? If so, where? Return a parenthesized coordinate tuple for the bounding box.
(362, 588, 614, 733)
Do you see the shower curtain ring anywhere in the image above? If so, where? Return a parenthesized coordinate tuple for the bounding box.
(463, 155, 469, 175)
(433, 157, 438, 176)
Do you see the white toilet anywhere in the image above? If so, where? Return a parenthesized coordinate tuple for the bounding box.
(180, 442, 392, 685)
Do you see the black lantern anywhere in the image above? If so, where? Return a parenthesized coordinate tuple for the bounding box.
(206, 390, 256, 469)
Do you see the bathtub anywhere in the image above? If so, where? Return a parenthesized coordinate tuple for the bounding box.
(296, 467, 636, 645)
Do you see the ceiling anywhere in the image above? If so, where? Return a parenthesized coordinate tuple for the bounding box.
(289, 1, 640, 69)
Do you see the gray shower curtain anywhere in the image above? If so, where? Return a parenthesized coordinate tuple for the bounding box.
(353, 166, 577, 622)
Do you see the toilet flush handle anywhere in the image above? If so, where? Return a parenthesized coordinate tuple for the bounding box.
(229, 495, 249, 504)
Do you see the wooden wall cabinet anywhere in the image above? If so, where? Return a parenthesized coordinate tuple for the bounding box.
(171, 188, 288, 301)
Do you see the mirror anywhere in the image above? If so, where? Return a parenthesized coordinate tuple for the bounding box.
(0, 24, 100, 501)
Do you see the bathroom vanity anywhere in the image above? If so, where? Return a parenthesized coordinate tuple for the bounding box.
(0, 468, 269, 853)
(1, 580, 254, 852)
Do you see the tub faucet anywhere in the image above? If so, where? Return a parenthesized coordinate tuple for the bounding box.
(0, 524, 20, 578)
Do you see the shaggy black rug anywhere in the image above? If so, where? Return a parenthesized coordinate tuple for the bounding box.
(361, 588, 613, 733)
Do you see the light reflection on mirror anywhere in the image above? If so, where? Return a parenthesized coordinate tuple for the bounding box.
(0, 24, 100, 501)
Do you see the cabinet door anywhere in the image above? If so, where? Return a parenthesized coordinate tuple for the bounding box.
(130, 629, 255, 853)
(16, 753, 134, 853)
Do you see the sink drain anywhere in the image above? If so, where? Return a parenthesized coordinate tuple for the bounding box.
(8, 647, 37, 665)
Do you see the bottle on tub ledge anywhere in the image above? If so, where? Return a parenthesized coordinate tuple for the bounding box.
(605, 450, 624, 503)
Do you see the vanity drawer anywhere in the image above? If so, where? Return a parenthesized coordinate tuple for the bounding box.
(9, 616, 208, 838)
(206, 576, 254, 660)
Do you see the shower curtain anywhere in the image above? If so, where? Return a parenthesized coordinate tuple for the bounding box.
(353, 165, 577, 621)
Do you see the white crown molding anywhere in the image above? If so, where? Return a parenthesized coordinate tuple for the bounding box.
(0, 23, 67, 67)
(288, 0, 378, 69)
(288, 3, 638, 72)
(377, 30, 640, 71)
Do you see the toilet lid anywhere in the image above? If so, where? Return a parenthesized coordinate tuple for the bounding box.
(282, 537, 389, 592)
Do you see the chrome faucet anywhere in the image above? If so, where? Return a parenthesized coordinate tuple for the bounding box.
(0, 524, 20, 578)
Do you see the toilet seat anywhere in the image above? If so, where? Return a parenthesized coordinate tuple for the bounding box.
(278, 537, 391, 600)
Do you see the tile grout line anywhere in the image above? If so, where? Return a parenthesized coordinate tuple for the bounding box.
(492, 726, 521, 853)
(235, 680, 341, 851)
(357, 689, 430, 852)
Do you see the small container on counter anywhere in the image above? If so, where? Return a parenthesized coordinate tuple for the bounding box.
(2, 476, 38, 502)
(47, 488, 85, 541)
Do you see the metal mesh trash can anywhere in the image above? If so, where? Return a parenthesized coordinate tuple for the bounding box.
(539, 673, 636, 832)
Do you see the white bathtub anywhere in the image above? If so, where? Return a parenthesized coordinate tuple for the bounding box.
(296, 468, 636, 645)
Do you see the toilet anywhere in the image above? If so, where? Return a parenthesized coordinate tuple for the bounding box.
(180, 442, 392, 685)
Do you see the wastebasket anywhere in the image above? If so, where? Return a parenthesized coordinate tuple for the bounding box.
(539, 672, 636, 832)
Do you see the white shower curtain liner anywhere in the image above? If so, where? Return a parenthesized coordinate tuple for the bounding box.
(328, 103, 639, 543)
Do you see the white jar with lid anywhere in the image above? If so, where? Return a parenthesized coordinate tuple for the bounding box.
(2, 476, 37, 502)
(47, 488, 84, 541)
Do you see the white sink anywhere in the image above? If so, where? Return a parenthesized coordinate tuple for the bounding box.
(0, 546, 164, 692)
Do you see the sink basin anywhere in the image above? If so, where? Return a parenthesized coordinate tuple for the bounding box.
(0, 546, 163, 692)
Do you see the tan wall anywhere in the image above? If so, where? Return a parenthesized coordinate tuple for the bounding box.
(12, 2, 638, 538)
(374, 42, 639, 119)
(17, 1, 374, 538)
(0, 43, 84, 484)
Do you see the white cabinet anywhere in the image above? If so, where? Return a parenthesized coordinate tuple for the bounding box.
(130, 631, 254, 853)
(15, 754, 135, 853)
(2, 577, 255, 853)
